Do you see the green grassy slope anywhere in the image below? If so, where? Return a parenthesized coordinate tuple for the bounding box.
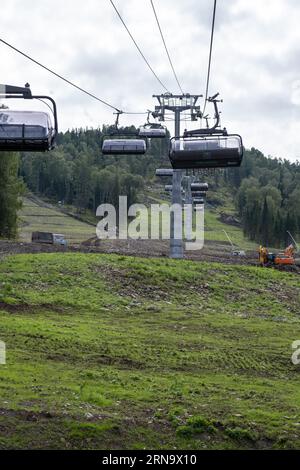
(203, 210, 256, 249)
(0, 253, 299, 449)
(19, 197, 95, 244)
(142, 187, 257, 250)
(18, 188, 258, 251)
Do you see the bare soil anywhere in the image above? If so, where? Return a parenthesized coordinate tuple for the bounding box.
(1, 238, 298, 273)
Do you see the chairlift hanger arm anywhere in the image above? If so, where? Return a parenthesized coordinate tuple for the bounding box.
(0, 84, 32, 99)
(140, 110, 166, 131)
(184, 93, 222, 137)
(113, 110, 123, 129)
(32, 95, 58, 134)
(0, 84, 58, 135)
(106, 111, 139, 137)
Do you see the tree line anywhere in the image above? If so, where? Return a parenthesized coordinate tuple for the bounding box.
(0, 126, 299, 247)
(20, 126, 169, 213)
(227, 148, 300, 247)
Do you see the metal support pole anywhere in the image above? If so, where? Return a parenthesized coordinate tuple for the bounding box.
(184, 174, 194, 241)
(152, 94, 202, 260)
(170, 109, 183, 259)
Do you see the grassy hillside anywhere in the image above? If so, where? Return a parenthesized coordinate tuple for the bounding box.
(0, 253, 299, 449)
(19, 197, 95, 243)
(18, 192, 258, 251)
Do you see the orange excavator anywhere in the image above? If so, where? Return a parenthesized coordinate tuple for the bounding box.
(258, 232, 299, 267)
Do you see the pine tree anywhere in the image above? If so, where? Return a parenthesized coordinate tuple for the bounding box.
(0, 152, 24, 238)
(260, 197, 271, 246)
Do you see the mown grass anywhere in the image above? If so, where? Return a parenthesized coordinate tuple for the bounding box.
(0, 252, 299, 449)
(19, 197, 95, 243)
(19, 191, 258, 251)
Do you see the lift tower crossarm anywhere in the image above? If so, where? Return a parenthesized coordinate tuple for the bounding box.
(152, 93, 202, 122)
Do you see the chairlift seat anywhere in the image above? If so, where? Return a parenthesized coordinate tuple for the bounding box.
(102, 139, 146, 155)
(138, 127, 166, 138)
(191, 182, 209, 191)
(156, 168, 173, 177)
(169, 135, 243, 169)
(193, 198, 204, 204)
(0, 110, 54, 151)
(192, 191, 207, 198)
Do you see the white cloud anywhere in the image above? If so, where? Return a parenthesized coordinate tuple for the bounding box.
(1, 0, 300, 161)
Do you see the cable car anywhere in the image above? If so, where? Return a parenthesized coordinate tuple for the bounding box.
(192, 191, 207, 198)
(156, 168, 173, 177)
(193, 198, 204, 204)
(169, 93, 243, 170)
(102, 139, 146, 155)
(138, 111, 167, 138)
(0, 84, 58, 152)
(0, 110, 55, 151)
(191, 182, 209, 192)
(169, 134, 243, 169)
(102, 111, 147, 155)
(138, 127, 166, 138)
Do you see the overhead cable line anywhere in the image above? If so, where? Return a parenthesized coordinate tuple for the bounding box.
(150, 0, 184, 94)
(0, 38, 126, 113)
(109, 0, 170, 92)
(202, 0, 217, 115)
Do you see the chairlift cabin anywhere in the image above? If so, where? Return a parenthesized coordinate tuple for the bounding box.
(156, 168, 173, 177)
(0, 84, 58, 152)
(138, 111, 167, 138)
(138, 127, 166, 138)
(191, 182, 209, 192)
(169, 135, 243, 169)
(169, 93, 243, 169)
(192, 191, 207, 198)
(193, 198, 204, 205)
(102, 139, 146, 155)
(194, 204, 204, 211)
(0, 110, 55, 151)
(165, 185, 184, 195)
(102, 110, 147, 155)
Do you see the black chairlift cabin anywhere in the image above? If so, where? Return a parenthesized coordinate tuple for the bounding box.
(191, 182, 209, 192)
(169, 94, 243, 170)
(0, 84, 58, 152)
(102, 111, 147, 156)
(138, 111, 167, 138)
(102, 139, 146, 155)
(192, 191, 207, 198)
(138, 127, 166, 138)
(193, 198, 205, 205)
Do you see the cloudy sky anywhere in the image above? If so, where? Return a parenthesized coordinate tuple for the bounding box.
(1, 0, 300, 161)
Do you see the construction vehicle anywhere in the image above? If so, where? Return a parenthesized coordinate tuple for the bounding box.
(258, 231, 300, 266)
(32, 232, 67, 247)
(223, 230, 246, 257)
(258, 245, 295, 266)
(258, 233, 299, 267)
